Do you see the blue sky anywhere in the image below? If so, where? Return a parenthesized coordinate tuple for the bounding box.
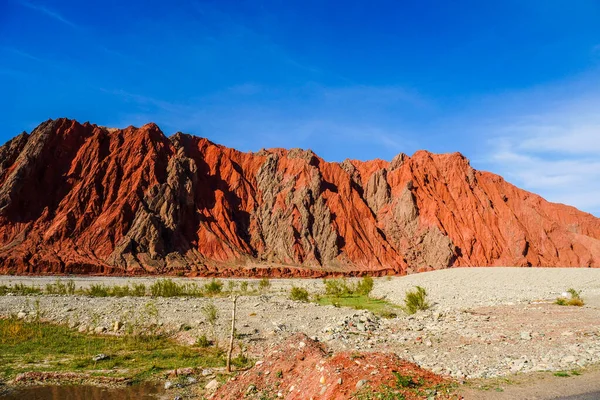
(1, 0, 600, 216)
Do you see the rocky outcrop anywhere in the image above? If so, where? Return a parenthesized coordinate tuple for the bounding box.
(0, 118, 599, 276)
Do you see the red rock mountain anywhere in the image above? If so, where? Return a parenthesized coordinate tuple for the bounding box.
(0, 118, 598, 276)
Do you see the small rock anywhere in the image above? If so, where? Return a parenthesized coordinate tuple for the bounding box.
(187, 376, 197, 384)
(520, 331, 532, 341)
(356, 379, 368, 389)
(205, 379, 219, 392)
(113, 321, 122, 332)
(164, 381, 173, 390)
(319, 376, 326, 384)
(246, 384, 257, 394)
(94, 326, 107, 334)
(92, 354, 109, 362)
(201, 368, 213, 376)
(17, 311, 27, 319)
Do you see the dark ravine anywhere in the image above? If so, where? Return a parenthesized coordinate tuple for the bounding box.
(0, 118, 599, 276)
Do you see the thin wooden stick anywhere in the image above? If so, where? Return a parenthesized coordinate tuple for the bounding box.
(226, 295, 238, 373)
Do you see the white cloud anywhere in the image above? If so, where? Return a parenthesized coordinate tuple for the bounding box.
(18, 1, 78, 28)
(477, 77, 600, 216)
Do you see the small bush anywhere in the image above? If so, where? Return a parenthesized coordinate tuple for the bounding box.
(240, 281, 249, 293)
(110, 285, 131, 297)
(258, 277, 271, 292)
(196, 334, 210, 347)
(204, 279, 223, 296)
(132, 283, 146, 296)
(0, 284, 42, 296)
(556, 288, 584, 307)
(356, 276, 374, 296)
(403, 286, 429, 315)
(45, 279, 75, 295)
(289, 287, 309, 302)
(150, 279, 181, 297)
(65, 280, 76, 295)
(86, 284, 110, 297)
(323, 278, 352, 296)
(393, 371, 420, 389)
(227, 281, 237, 293)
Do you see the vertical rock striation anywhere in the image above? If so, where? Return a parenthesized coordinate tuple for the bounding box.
(0, 118, 599, 276)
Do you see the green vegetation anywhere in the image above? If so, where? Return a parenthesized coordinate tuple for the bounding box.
(553, 370, 581, 378)
(402, 286, 430, 315)
(45, 279, 76, 295)
(0, 283, 42, 296)
(354, 371, 453, 400)
(150, 279, 203, 297)
(0, 317, 251, 382)
(356, 276, 374, 296)
(323, 276, 374, 297)
(289, 286, 310, 302)
(204, 279, 223, 296)
(556, 288, 584, 307)
(258, 277, 271, 292)
(201, 302, 219, 348)
(0, 278, 265, 300)
(318, 277, 398, 317)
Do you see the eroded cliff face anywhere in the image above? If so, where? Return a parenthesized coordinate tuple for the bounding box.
(0, 118, 599, 276)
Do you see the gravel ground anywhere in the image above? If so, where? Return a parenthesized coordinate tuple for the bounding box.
(1, 267, 600, 382)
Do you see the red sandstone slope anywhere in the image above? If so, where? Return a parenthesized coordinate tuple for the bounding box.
(0, 118, 598, 276)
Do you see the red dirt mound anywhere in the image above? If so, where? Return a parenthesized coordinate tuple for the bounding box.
(214, 333, 456, 399)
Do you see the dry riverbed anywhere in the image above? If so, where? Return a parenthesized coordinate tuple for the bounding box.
(1, 267, 600, 399)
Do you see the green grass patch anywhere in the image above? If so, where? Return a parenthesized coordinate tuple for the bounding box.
(0, 317, 250, 382)
(553, 371, 571, 377)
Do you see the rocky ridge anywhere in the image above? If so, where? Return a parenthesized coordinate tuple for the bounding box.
(1, 118, 599, 276)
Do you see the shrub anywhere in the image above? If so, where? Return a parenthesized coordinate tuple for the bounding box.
(150, 279, 181, 297)
(258, 277, 271, 292)
(86, 284, 110, 297)
(227, 281, 237, 293)
(356, 276, 374, 296)
(65, 280, 76, 295)
(204, 279, 223, 296)
(403, 286, 429, 315)
(201, 302, 219, 348)
(110, 285, 131, 297)
(196, 334, 210, 348)
(556, 288, 584, 306)
(240, 281, 249, 293)
(0, 284, 42, 296)
(45, 279, 75, 295)
(132, 283, 146, 296)
(289, 287, 309, 302)
(323, 278, 352, 296)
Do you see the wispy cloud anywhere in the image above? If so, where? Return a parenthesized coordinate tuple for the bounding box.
(18, 1, 77, 28)
(1, 46, 42, 62)
(473, 73, 600, 216)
